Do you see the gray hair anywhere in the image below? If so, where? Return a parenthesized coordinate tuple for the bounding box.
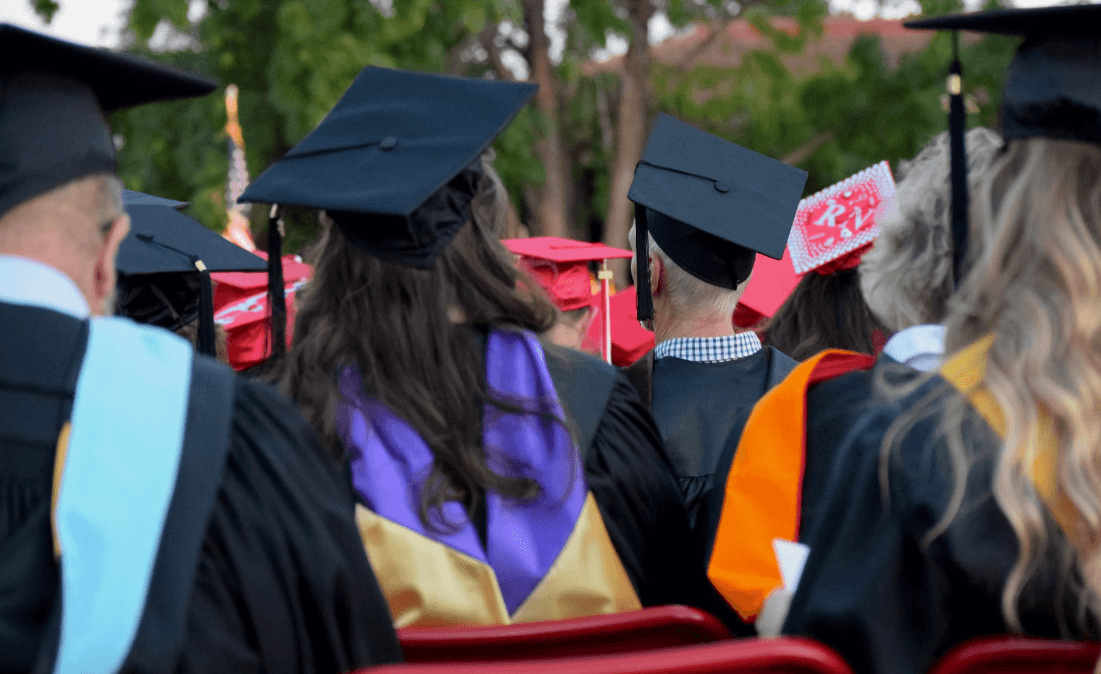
(630, 222, 743, 317)
(97, 175, 125, 232)
(860, 126, 1004, 331)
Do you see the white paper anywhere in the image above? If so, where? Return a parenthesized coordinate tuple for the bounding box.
(772, 538, 811, 592)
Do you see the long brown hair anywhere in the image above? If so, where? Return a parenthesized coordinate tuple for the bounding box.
(763, 268, 888, 360)
(276, 159, 559, 528)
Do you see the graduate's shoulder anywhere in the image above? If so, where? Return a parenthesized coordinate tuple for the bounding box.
(221, 369, 351, 499)
(541, 340, 619, 386)
(832, 364, 1002, 531)
(540, 341, 623, 447)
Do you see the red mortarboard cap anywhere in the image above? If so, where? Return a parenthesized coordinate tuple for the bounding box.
(212, 253, 312, 308)
(788, 161, 896, 275)
(733, 249, 801, 329)
(212, 254, 313, 371)
(586, 285, 655, 366)
(504, 237, 632, 313)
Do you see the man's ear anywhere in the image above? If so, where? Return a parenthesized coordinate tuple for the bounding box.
(649, 254, 664, 297)
(91, 214, 129, 315)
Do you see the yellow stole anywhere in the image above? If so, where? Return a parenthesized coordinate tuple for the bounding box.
(356, 493, 641, 628)
(939, 335, 1079, 541)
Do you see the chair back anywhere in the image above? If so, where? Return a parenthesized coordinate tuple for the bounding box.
(362, 637, 853, 674)
(397, 606, 732, 663)
(928, 636, 1100, 674)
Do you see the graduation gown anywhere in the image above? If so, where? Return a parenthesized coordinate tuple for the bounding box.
(340, 329, 720, 628)
(0, 301, 401, 674)
(780, 348, 1101, 674)
(627, 346, 797, 529)
(544, 343, 722, 615)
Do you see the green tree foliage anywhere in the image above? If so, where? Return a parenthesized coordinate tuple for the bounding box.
(112, 0, 541, 250)
(648, 26, 1014, 196)
(31, 0, 60, 22)
(79, 0, 1014, 249)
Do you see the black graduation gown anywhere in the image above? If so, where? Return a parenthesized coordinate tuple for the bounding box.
(0, 302, 401, 674)
(633, 346, 797, 530)
(780, 362, 1101, 674)
(541, 343, 730, 619)
(694, 354, 895, 636)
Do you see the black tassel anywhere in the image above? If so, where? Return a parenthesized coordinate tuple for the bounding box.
(635, 203, 655, 323)
(267, 204, 287, 358)
(948, 32, 969, 289)
(194, 259, 216, 356)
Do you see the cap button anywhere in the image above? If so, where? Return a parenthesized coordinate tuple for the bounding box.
(714, 181, 732, 193)
(379, 136, 398, 151)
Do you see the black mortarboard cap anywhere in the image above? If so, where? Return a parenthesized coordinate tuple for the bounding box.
(116, 191, 265, 355)
(239, 65, 535, 360)
(628, 113, 808, 321)
(0, 24, 216, 220)
(905, 5, 1101, 288)
(239, 65, 537, 269)
(906, 6, 1101, 144)
(122, 189, 189, 209)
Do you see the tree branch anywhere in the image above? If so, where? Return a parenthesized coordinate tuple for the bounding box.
(676, 17, 737, 70)
(676, 0, 772, 71)
(483, 24, 517, 81)
(780, 130, 834, 165)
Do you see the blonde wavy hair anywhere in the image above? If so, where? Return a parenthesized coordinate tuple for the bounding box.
(919, 136, 1101, 632)
(861, 127, 1003, 331)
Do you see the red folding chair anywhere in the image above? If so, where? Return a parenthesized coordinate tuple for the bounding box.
(360, 637, 852, 674)
(396, 605, 732, 663)
(928, 636, 1101, 674)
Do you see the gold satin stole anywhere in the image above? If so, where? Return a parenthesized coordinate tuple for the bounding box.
(356, 493, 641, 628)
(939, 335, 1079, 540)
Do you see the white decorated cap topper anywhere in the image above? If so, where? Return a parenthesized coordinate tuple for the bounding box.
(787, 161, 896, 275)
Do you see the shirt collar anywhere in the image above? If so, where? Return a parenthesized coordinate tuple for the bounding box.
(653, 331, 763, 363)
(882, 324, 946, 372)
(0, 255, 90, 319)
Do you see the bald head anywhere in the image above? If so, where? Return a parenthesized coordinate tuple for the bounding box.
(0, 173, 129, 315)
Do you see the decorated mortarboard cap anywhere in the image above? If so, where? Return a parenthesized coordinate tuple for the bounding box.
(115, 190, 265, 355)
(906, 5, 1101, 145)
(239, 66, 537, 269)
(628, 113, 808, 321)
(788, 161, 896, 275)
(0, 24, 216, 220)
(504, 237, 632, 313)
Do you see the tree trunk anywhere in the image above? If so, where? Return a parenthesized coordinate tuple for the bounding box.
(523, 0, 570, 238)
(603, 0, 653, 284)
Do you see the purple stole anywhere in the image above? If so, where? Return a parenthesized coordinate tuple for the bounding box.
(337, 329, 639, 627)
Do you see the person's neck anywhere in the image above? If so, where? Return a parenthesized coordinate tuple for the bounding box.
(653, 308, 736, 346)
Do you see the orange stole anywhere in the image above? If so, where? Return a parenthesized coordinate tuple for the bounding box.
(708, 350, 876, 622)
(938, 336, 1079, 542)
(356, 493, 641, 628)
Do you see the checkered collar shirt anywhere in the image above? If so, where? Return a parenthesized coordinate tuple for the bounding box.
(653, 332, 763, 363)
